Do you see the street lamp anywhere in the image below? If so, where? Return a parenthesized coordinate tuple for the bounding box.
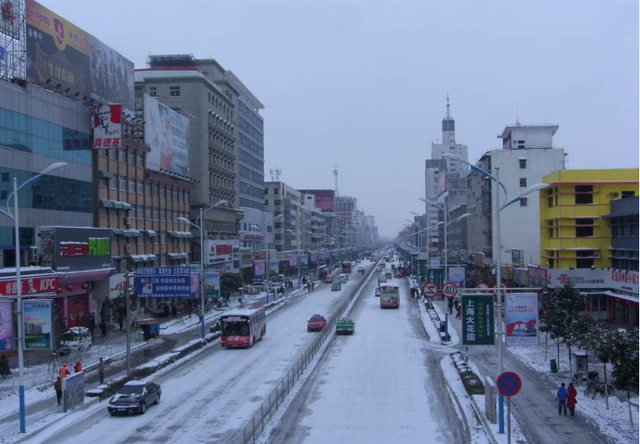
(0, 161, 67, 434)
(442, 152, 547, 434)
(178, 199, 228, 339)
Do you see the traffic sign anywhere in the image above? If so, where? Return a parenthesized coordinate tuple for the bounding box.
(497, 371, 522, 397)
(493, 281, 507, 296)
(442, 282, 458, 299)
(475, 282, 490, 293)
(422, 282, 439, 298)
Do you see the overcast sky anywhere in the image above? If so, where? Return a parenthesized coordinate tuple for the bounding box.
(55, 0, 639, 238)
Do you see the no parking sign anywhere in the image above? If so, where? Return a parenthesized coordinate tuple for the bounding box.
(422, 282, 439, 298)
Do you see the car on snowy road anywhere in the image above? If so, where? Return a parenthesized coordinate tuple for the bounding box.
(331, 282, 342, 291)
(107, 381, 161, 415)
(307, 315, 327, 332)
(374, 288, 381, 297)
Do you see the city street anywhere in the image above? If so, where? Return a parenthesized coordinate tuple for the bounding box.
(267, 266, 468, 443)
(29, 263, 374, 444)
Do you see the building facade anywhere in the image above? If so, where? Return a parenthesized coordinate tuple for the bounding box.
(264, 181, 301, 252)
(540, 169, 639, 269)
(606, 196, 639, 272)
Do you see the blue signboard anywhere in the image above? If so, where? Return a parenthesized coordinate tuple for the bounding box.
(136, 267, 191, 298)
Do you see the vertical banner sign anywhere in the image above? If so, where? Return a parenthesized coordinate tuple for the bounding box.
(22, 300, 53, 350)
(300, 256, 309, 267)
(505, 293, 539, 346)
(0, 301, 14, 351)
(254, 261, 265, 278)
(448, 266, 466, 288)
(204, 271, 220, 299)
(289, 255, 297, 268)
(462, 295, 494, 345)
(62, 372, 85, 412)
(427, 268, 444, 288)
(268, 260, 279, 277)
(92, 103, 122, 149)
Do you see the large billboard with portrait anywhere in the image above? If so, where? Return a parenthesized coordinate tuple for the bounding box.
(92, 103, 122, 149)
(25, 0, 134, 111)
(143, 94, 190, 176)
(298, 189, 335, 212)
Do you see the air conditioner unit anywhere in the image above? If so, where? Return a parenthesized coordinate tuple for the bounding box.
(123, 217, 131, 227)
(609, 192, 619, 198)
(125, 245, 131, 254)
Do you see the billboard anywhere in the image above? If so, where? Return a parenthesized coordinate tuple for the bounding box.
(204, 271, 220, 299)
(254, 261, 265, 278)
(89, 36, 134, 112)
(269, 260, 279, 277)
(143, 94, 190, 176)
(25, 1, 134, 110)
(23, 299, 52, 350)
(298, 190, 335, 212)
(36, 227, 112, 272)
(92, 103, 122, 149)
(62, 371, 84, 412)
(505, 293, 538, 346)
(448, 267, 466, 288)
(0, 301, 13, 351)
(0, 275, 58, 296)
(0, 0, 21, 39)
(461, 295, 494, 346)
(206, 240, 239, 266)
(289, 255, 297, 268)
(136, 267, 191, 298)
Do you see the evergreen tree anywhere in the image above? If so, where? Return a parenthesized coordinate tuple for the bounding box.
(610, 327, 639, 425)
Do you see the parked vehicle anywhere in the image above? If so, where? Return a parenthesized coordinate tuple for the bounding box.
(338, 274, 348, 284)
(357, 267, 365, 274)
(324, 276, 333, 284)
(375, 288, 381, 297)
(108, 381, 161, 415)
(59, 327, 92, 354)
(331, 282, 342, 291)
(336, 318, 355, 335)
(307, 314, 327, 332)
(152, 303, 172, 317)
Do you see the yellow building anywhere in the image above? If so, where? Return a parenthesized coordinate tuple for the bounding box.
(540, 169, 639, 269)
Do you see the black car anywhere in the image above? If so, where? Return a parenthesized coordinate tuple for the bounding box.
(108, 381, 161, 415)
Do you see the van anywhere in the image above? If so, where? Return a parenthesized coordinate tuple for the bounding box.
(59, 326, 92, 354)
(339, 274, 348, 284)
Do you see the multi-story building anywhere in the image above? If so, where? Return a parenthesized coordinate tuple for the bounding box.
(0, 81, 93, 268)
(300, 196, 328, 251)
(540, 169, 638, 269)
(466, 123, 566, 266)
(335, 196, 357, 247)
(226, 71, 265, 211)
(135, 55, 243, 244)
(264, 181, 301, 252)
(426, 97, 469, 246)
(606, 196, 638, 272)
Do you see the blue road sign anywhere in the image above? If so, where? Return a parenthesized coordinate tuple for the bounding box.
(136, 267, 191, 298)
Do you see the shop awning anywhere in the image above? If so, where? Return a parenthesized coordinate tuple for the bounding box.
(130, 255, 144, 263)
(112, 229, 124, 236)
(100, 199, 114, 208)
(120, 202, 132, 211)
(146, 230, 158, 237)
(603, 291, 639, 303)
(123, 229, 142, 237)
(168, 231, 193, 238)
(168, 252, 189, 260)
(99, 171, 116, 180)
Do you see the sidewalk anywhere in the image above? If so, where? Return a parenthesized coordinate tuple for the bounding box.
(432, 298, 627, 444)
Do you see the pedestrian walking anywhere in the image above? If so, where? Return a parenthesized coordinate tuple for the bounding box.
(54, 377, 62, 406)
(74, 360, 82, 373)
(448, 298, 454, 315)
(187, 304, 192, 320)
(118, 314, 124, 331)
(98, 357, 105, 385)
(198, 309, 203, 325)
(0, 355, 9, 378)
(456, 304, 462, 319)
(567, 382, 578, 416)
(557, 382, 568, 416)
(171, 304, 178, 318)
(59, 363, 69, 379)
(88, 312, 96, 341)
(99, 320, 107, 338)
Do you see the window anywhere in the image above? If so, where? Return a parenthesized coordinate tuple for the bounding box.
(161, 209, 166, 221)
(109, 177, 117, 190)
(520, 178, 527, 188)
(169, 86, 181, 97)
(153, 184, 159, 196)
(575, 185, 593, 204)
(99, 206, 107, 217)
(273, 188, 278, 194)
(137, 181, 144, 195)
(149, 87, 157, 97)
(622, 190, 635, 198)
(576, 219, 594, 237)
(548, 220, 554, 238)
(131, 205, 137, 219)
(274, 199, 282, 206)
(118, 149, 126, 163)
(519, 159, 527, 169)
(137, 153, 144, 168)
(153, 208, 159, 220)
(160, 185, 166, 199)
(136, 206, 142, 219)
(146, 207, 152, 220)
(120, 176, 126, 191)
(576, 250, 595, 269)
(98, 177, 108, 188)
(275, 234, 281, 240)
(519, 197, 528, 207)
(129, 151, 136, 165)
(145, 183, 151, 196)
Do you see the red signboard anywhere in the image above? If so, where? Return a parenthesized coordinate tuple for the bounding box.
(216, 244, 233, 255)
(298, 189, 335, 212)
(527, 266, 549, 285)
(0, 275, 59, 296)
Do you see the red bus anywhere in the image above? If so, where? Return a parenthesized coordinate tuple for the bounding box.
(220, 307, 266, 348)
(341, 261, 352, 273)
(380, 283, 400, 309)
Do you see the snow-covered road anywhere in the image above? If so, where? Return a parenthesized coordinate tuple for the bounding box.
(33, 263, 375, 444)
(267, 267, 468, 443)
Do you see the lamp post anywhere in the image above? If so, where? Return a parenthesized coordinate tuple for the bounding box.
(0, 162, 67, 434)
(178, 199, 228, 339)
(442, 152, 548, 434)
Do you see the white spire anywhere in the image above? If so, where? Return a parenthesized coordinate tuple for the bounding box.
(445, 92, 451, 119)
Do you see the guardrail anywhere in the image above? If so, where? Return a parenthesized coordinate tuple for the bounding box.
(231, 261, 377, 444)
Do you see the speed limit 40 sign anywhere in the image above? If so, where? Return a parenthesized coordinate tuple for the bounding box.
(442, 282, 458, 299)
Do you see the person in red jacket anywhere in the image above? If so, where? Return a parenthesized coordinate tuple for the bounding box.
(59, 363, 68, 379)
(74, 360, 82, 373)
(567, 382, 578, 416)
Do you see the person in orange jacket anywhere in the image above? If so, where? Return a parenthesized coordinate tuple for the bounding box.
(74, 361, 82, 373)
(59, 363, 68, 379)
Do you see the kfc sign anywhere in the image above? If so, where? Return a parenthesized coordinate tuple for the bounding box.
(0, 275, 59, 296)
(92, 103, 122, 149)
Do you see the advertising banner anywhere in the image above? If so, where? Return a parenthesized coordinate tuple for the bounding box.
(205, 240, 239, 265)
(89, 36, 134, 112)
(92, 103, 122, 149)
(269, 260, 279, 277)
(23, 300, 52, 350)
(505, 293, 538, 346)
(62, 371, 84, 412)
(0, 275, 58, 296)
(298, 190, 335, 212)
(461, 295, 494, 346)
(0, 0, 21, 39)
(310, 253, 317, 264)
(429, 257, 441, 268)
(548, 268, 639, 294)
(25, 1, 134, 110)
(204, 271, 220, 299)
(528, 266, 550, 287)
(426, 268, 444, 288)
(300, 256, 309, 267)
(36, 227, 112, 271)
(143, 94, 190, 176)
(190, 273, 199, 297)
(0, 301, 13, 351)
(448, 267, 466, 288)
(254, 261, 265, 278)
(135, 267, 191, 298)
(289, 255, 297, 268)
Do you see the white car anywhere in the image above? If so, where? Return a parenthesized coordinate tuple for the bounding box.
(59, 327, 92, 354)
(375, 288, 381, 297)
(338, 274, 348, 284)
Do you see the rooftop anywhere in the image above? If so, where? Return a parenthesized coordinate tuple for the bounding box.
(499, 123, 559, 139)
